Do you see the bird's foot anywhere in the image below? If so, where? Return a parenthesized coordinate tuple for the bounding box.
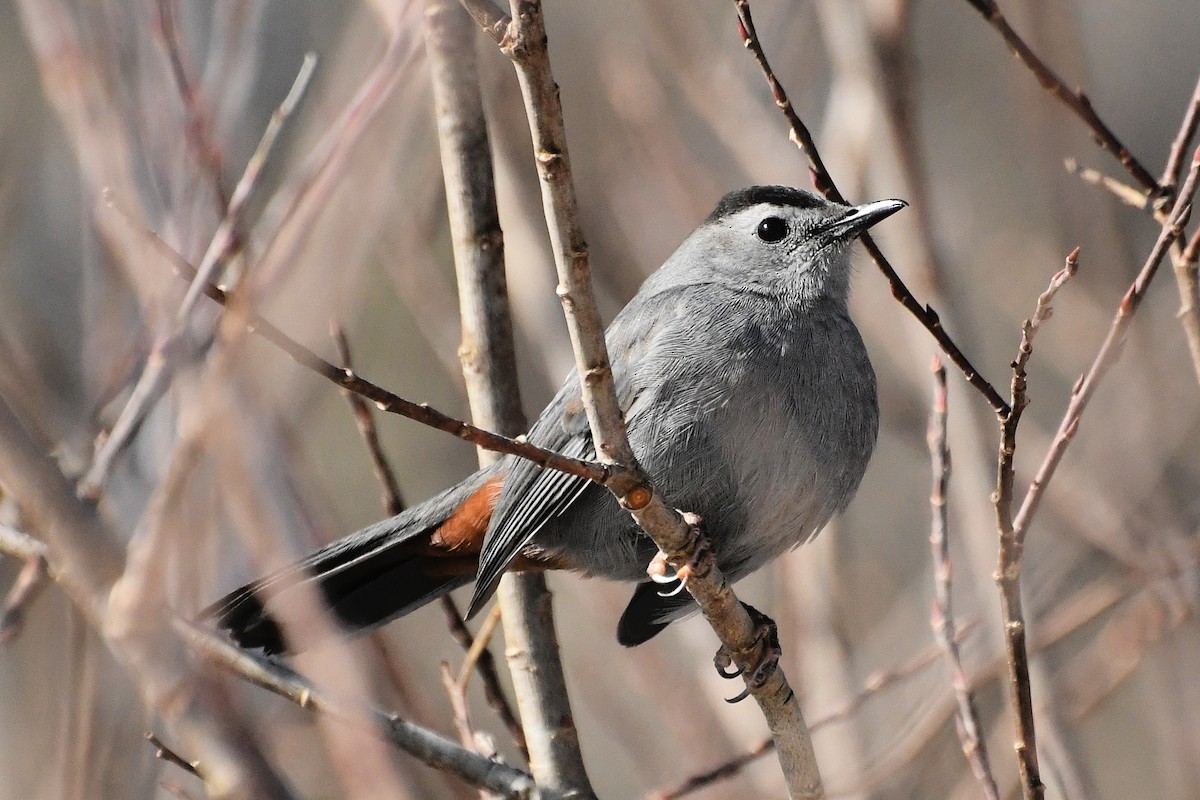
(713, 603, 782, 704)
(646, 512, 711, 597)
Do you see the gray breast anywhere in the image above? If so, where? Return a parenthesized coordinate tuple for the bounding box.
(708, 308, 878, 578)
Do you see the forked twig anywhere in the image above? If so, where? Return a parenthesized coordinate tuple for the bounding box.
(331, 324, 406, 516)
(77, 54, 318, 500)
(960, 0, 1161, 199)
(993, 247, 1079, 800)
(114, 212, 608, 485)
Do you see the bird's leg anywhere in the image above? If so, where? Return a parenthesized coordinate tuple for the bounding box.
(646, 512, 711, 597)
(714, 602, 783, 704)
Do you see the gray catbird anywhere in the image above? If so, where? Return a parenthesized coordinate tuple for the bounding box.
(209, 185, 905, 653)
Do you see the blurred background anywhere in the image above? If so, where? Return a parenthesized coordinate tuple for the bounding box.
(1, 0, 1198, 798)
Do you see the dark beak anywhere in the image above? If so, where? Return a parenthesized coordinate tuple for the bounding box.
(820, 198, 907, 240)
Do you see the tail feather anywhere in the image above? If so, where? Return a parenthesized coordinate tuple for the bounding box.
(616, 580, 698, 646)
(204, 466, 498, 654)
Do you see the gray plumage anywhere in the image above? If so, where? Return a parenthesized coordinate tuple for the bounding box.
(208, 186, 903, 652)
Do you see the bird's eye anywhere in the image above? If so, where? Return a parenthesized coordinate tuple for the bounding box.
(756, 216, 789, 243)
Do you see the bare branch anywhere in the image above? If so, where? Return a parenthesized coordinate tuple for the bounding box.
(77, 53, 318, 500)
(732, 0, 1010, 417)
(331, 324, 406, 516)
(960, 0, 1161, 198)
(927, 357, 1000, 800)
(429, 1, 591, 792)
(176, 620, 546, 799)
(473, 1, 823, 796)
(993, 247, 1079, 800)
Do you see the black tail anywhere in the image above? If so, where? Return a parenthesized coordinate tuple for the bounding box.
(204, 467, 497, 654)
(616, 580, 698, 646)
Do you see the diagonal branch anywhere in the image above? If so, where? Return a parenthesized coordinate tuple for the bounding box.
(461, 1, 823, 797)
(77, 53, 318, 500)
(731, 0, 1010, 417)
(426, 0, 590, 792)
(124, 217, 609, 484)
(176, 620, 547, 799)
(960, 0, 1161, 198)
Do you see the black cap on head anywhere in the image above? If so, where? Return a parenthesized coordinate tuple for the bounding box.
(705, 185, 826, 224)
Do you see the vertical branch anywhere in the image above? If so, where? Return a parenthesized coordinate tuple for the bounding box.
(461, 2, 825, 798)
(1162, 76, 1200, 385)
(424, 1, 593, 796)
(992, 155, 1196, 795)
(927, 358, 1000, 800)
(994, 249, 1079, 800)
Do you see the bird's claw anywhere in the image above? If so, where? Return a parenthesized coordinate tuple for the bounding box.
(647, 551, 691, 597)
(645, 513, 712, 598)
(713, 604, 782, 704)
(713, 647, 742, 679)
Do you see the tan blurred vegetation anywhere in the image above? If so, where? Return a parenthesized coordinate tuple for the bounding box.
(1, 1, 1198, 798)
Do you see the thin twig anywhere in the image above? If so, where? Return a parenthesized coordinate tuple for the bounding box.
(147, 732, 203, 778)
(438, 597, 529, 759)
(993, 247, 1079, 800)
(1064, 159, 1149, 209)
(121, 218, 608, 484)
(928, 357, 1000, 800)
(645, 738, 776, 800)
(440, 662, 482, 754)
(960, 0, 1161, 199)
(731, 0, 1010, 417)
(330, 324, 406, 516)
(457, 604, 504, 688)
(1161, 74, 1200, 194)
(175, 619, 547, 799)
(77, 54, 318, 500)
